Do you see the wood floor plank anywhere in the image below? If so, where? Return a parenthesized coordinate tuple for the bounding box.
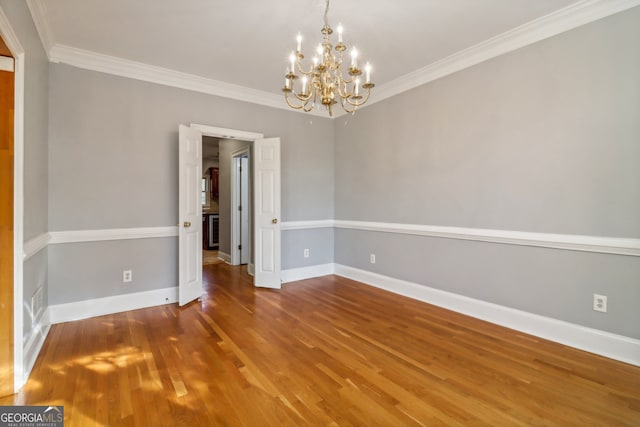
(1, 264, 639, 426)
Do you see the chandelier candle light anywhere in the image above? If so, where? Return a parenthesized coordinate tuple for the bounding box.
(282, 0, 374, 116)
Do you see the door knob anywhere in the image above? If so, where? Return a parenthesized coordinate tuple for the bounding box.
(183, 221, 191, 228)
(272, 218, 278, 224)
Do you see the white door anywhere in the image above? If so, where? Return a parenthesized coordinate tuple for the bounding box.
(178, 125, 203, 305)
(240, 156, 250, 265)
(253, 138, 281, 288)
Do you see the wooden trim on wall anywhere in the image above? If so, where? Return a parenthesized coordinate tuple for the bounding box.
(0, 44, 14, 397)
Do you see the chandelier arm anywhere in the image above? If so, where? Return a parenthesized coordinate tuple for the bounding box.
(336, 77, 351, 99)
(338, 74, 355, 86)
(343, 88, 372, 108)
(297, 62, 316, 76)
(302, 90, 318, 113)
(293, 91, 313, 103)
(284, 92, 305, 110)
(303, 101, 315, 113)
(340, 98, 356, 114)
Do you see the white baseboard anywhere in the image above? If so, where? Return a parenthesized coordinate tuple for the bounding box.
(217, 251, 231, 264)
(22, 310, 51, 383)
(281, 263, 336, 284)
(334, 264, 640, 366)
(48, 287, 178, 324)
(248, 263, 255, 276)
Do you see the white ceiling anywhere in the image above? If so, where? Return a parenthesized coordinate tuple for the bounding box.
(27, 0, 637, 109)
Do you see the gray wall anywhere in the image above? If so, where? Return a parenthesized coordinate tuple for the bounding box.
(0, 0, 50, 344)
(282, 228, 334, 270)
(334, 8, 640, 338)
(48, 239, 177, 304)
(47, 64, 335, 304)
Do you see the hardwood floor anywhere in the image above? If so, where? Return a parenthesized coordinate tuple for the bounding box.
(203, 250, 223, 265)
(2, 263, 639, 426)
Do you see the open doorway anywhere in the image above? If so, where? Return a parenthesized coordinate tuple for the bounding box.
(179, 123, 281, 299)
(201, 137, 221, 267)
(201, 137, 252, 271)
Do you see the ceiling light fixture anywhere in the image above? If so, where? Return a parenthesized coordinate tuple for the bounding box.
(282, 0, 374, 116)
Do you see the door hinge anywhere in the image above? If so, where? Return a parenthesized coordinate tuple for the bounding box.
(238, 205, 242, 211)
(238, 245, 242, 250)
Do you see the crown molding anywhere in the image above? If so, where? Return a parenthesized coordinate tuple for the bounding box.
(25, 0, 53, 58)
(25, 0, 640, 117)
(371, 0, 640, 106)
(47, 43, 329, 117)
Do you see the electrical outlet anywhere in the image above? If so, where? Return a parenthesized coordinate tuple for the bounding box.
(303, 248, 310, 258)
(123, 270, 133, 283)
(593, 294, 607, 313)
(370, 254, 376, 264)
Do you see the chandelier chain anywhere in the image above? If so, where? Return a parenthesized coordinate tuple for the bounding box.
(324, 0, 330, 28)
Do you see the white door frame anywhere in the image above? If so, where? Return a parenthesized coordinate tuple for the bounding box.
(231, 148, 250, 267)
(1, 5, 26, 391)
(190, 124, 266, 280)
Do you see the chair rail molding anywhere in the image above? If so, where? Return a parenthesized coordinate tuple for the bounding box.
(26, 222, 640, 257)
(49, 226, 179, 244)
(23, 233, 50, 260)
(281, 220, 335, 230)
(334, 220, 640, 257)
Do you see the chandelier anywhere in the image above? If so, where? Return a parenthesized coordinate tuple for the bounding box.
(282, 0, 374, 116)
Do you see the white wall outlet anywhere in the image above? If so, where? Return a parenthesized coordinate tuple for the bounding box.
(123, 270, 133, 283)
(593, 294, 607, 313)
(303, 248, 310, 258)
(370, 253, 376, 264)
